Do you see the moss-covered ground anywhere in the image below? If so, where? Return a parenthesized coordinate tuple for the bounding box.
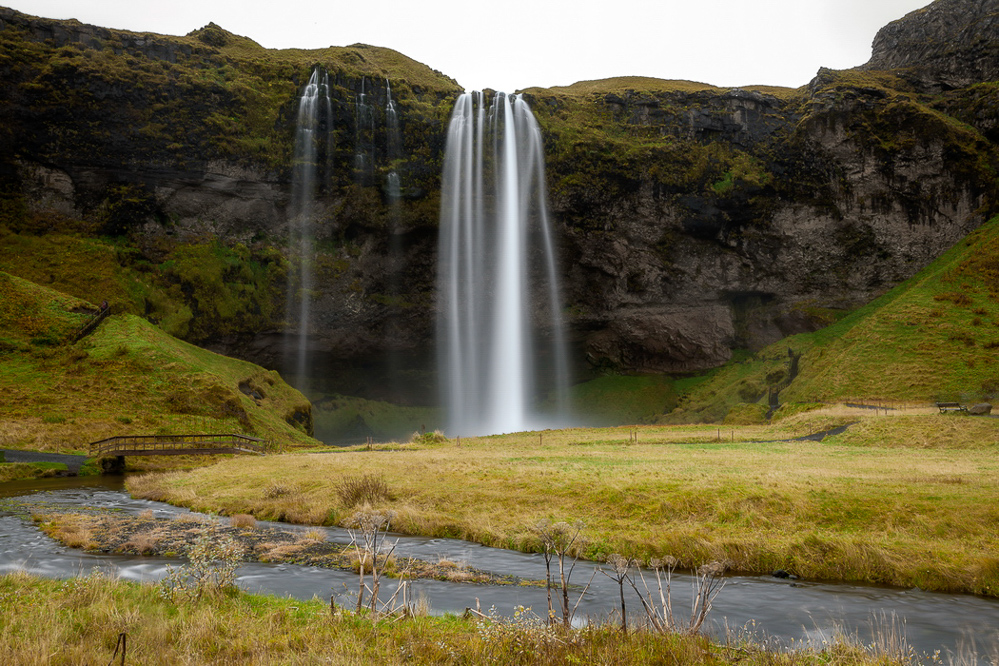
(0, 270, 316, 454)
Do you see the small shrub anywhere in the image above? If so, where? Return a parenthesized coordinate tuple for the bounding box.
(123, 532, 161, 555)
(158, 529, 243, 603)
(230, 513, 256, 528)
(299, 528, 326, 543)
(335, 473, 392, 508)
(264, 484, 291, 499)
(410, 429, 449, 445)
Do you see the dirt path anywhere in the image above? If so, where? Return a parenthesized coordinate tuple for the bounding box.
(1, 449, 88, 473)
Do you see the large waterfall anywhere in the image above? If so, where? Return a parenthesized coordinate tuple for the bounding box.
(285, 68, 331, 386)
(438, 92, 570, 436)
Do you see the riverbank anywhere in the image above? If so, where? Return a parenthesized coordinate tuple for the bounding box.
(126, 411, 999, 597)
(28, 509, 528, 586)
(0, 570, 911, 665)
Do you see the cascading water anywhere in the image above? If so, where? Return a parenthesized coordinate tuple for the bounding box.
(354, 77, 375, 185)
(438, 91, 570, 436)
(385, 79, 403, 188)
(285, 68, 331, 387)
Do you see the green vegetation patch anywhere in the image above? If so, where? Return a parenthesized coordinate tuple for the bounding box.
(0, 273, 316, 452)
(567, 374, 677, 426)
(668, 215, 999, 421)
(312, 393, 440, 444)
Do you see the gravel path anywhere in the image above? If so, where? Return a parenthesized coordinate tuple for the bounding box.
(1, 449, 88, 473)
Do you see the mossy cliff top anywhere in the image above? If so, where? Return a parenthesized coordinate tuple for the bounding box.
(0, 5, 461, 175)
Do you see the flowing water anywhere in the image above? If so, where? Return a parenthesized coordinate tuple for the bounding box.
(437, 92, 571, 437)
(1, 477, 997, 655)
(285, 68, 332, 386)
(354, 77, 375, 186)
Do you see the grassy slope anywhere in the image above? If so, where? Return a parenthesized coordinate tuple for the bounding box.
(128, 412, 999, 597)
(0, 270, 316, 453)
(668, 215, 999, 423)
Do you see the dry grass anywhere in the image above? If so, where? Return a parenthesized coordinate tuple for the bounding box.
(299, 528, 327, 543)
(128, 413, 999, 597)
(230, 513, 257, 528)
(335, 473, 392, 508)
(0, 571, 905, 666)
(33, 513, 98, 550)
(122, 532, 161, 555)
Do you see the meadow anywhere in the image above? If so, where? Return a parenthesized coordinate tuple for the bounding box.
(128, 407, 999, 597)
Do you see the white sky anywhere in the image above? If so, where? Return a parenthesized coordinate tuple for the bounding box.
(4, 0, 931, 92)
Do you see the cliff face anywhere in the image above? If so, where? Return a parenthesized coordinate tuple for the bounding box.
(864, 0, 999, 90)
(1, 1, 997, 392)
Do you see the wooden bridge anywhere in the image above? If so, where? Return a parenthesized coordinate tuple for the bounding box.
(89, 434, 269, 458)
(74, 305, 111, 342)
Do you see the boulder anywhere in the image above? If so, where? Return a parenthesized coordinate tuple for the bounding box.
(969, 403, 993, 415)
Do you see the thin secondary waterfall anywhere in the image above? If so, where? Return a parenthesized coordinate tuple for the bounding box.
(285, 68, 331, 387)
(438, 92, 570, 436)
(355, 77, 375, 185)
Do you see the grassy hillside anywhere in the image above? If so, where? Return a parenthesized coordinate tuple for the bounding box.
(668, 214, 999, 423)
(0, 271, 317, 453)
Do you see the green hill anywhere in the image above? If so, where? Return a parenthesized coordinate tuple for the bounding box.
(0, 271, 317, 453)
(668, 214, 999, 423)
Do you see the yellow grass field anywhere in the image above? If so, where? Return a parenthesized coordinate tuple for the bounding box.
(128, 409, 999, 597)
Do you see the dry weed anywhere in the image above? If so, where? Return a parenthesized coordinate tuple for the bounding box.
(230, 513, 256, 528)
(123, 532, 161, 555)
(336, 473, 391, 508)
(298, 528, 327, 543)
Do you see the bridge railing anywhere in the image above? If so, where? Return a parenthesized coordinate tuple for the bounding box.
(89, 433, 269, 457)
(74, 306, 110, 342)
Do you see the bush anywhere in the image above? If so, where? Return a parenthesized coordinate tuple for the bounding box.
(335, 473, 392, 508)
(230, 513, 256, 528)
(410, 429, 449, 445)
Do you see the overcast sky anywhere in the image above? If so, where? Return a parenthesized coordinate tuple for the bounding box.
(5, 0, 931, 92)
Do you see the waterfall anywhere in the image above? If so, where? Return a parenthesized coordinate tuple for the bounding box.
(354, 77, 375, 185)
(437, 91, 570, 436)
(285, 67, 331, 388)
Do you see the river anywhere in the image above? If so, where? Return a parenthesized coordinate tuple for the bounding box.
(1, 476, 996, 656)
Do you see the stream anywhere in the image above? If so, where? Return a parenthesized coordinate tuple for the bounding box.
(1, 476, 997, 655)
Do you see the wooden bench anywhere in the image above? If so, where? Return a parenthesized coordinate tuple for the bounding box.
(936, 402, 968, 414)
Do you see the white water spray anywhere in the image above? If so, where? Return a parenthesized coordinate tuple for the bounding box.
(438, 92, 570, 436)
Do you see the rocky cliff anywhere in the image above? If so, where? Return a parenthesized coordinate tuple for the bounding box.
(0, 0, 997, 402)
(864, 0, 999, 90)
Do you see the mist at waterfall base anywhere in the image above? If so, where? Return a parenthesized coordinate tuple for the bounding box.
(437, 91, 571, 437)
